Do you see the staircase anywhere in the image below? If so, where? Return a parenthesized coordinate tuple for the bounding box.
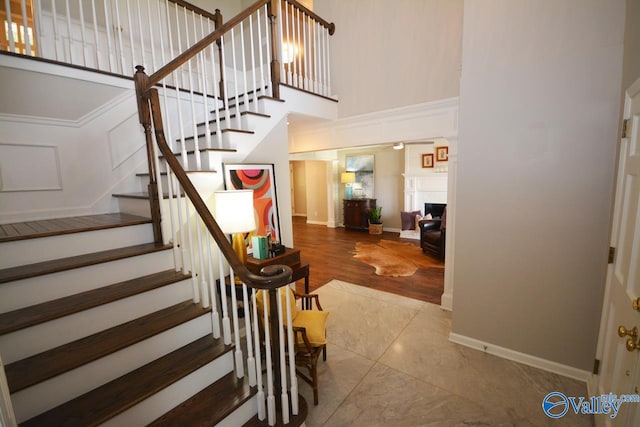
(0, 213, 266, 426)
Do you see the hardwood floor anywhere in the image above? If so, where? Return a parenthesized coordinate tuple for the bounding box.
(291, 216, 444, 305)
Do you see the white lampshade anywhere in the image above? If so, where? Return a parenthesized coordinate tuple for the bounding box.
(214, 190, 256, 234)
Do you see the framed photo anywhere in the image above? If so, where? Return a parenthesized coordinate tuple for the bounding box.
(436, 146, 449, 162)
(223, 163, 281, 251)
(422, 153, 434, 168)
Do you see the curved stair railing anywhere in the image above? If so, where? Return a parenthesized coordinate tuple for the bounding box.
(132, 1, 335, 424)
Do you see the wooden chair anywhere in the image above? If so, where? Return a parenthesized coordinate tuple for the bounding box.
(256, 287, 329, 405)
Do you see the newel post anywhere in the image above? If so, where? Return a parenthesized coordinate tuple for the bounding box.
(267, 0, 281, 99)
(213, 9, 226, 101)
(134, 66, 162, 244)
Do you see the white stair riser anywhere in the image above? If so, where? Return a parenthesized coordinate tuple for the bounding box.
(116, 197, 151, 218)
(159, 150, 222, 172)
(0, 249, 174, 313)
(217, 395, 258, 427)
(180, 131, 254, 154)
(12, 314, 213, 423)
(0, 278, 193, 363)
(0, 224, 154, 270)
(99, 351, 235, 427)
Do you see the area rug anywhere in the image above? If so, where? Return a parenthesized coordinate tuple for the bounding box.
(352, 240, 443, 277)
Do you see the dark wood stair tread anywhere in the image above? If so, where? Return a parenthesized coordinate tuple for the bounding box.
(20, 335, 232, 427)
(148, 372, 254, 426)
(0, 242, 171, 284)
(159, 147, 237, 159)
(0, 269, 192, 336)
(6, 301, 209, 394)
(135, 169, 217, 177)
(0, 213, 151, 243)
(182, 128, 255, 142)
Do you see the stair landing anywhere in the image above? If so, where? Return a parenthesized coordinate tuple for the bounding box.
(0, 213, 151, 243)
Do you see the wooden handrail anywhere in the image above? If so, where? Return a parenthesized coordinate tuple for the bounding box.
(146, 0, 270, 90)
(135, 68, 292, 290)
(168, 0, 220, 22)
(145, 0, 336, 91)
(286, 0, 335, 35)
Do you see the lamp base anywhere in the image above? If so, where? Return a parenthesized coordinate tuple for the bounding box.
(232, 233, 247, 284)
(345, 186, 353, 200)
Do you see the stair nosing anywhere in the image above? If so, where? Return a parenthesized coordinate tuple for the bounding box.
(0, 242, 171, 284)
(19, 334, 232, 427)
(181, 128, 255, 142)
(5, 300, 210, 394)
(147, 372, 255, 426)
(0, 269, 192, 336)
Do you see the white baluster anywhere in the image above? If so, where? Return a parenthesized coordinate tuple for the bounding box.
(249, 14, 259, 107)
(263, 5, 272, 97)
(228, 269, 244, 378)
(51, 0, 61, 60)
(277, 0, 284, 84)
(208, 40, 223, 148)
(284, 3, 291, 85)
(256, 7, 266, 93)
(35, 0, 44, 57)
(263, 294, 276, 426)
(220, 35, 232, 130)
(197, 16, 212, 150)
(91, 1, 101, 69)
(276, 288, 290, 424)
(165, 166, 182, 270)
(295, 7, 302, 88)
(206, 233, 221, 338)
(218, 250, 232, 344)
(243, 283, 257, 386)
(78, 0, 87, 65)
(135, 0, 146, 70)
(175, 183, 189, 275)
(285, 285, 299, 415)
(63, 0, 72, 63)
(252, 289, 266, 420)
(125, 0, 135, 72)
(103, 0, 114, 72)
(184, 194, 199, 303)
(325, 26, 332, 95)
(230, 27, 241, 128)
(240, 21, 251, 113)
(4, 0, 14, 52)
(20, 0, 31, 55)
(114, 0, 125, 73)
(303, 14, 309, 91)
(183, 9, 202, 171)
(146, 0, 157, 72)
(196, 219, 210, 307)
(314, 21, 320, 94)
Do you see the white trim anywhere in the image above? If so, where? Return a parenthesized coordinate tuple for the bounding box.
(305, 220, 327, 226)
(449, 332, 590, 382)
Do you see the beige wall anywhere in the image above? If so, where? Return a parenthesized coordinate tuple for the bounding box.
(337, 147, 403, 230)
(452, 0, 625, 371)
(291, 161, 307, 216)
(314, 0, 463, 118)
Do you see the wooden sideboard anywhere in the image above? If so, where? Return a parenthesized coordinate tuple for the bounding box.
(343, 198, 376, 231)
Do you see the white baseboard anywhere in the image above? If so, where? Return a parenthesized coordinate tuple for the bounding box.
(306, 220, 327, 226)
(383, 227, 401, 233)
(449, 333, 590, 382)
(440, 291, 453, 311)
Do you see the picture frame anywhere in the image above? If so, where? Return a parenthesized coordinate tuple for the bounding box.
(346, 155, 375, 198)
(436, 146, 449, 162)
(422, 153, 434, 168)
(222, 163, 281, 251)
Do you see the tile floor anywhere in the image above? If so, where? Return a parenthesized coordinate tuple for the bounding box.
(296, 280, 594, 426)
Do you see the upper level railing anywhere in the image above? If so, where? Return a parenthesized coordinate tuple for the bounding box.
(1, 0, 335, 97)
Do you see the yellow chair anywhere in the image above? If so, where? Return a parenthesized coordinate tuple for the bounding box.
(256, 286, 329, 405)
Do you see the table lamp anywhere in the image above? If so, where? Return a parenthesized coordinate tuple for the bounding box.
(341, 172, 356, 200)
(214, 190, 256, 270)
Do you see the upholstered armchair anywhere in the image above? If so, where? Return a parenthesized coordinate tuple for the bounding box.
(419, 207, 446, 259)
(256, 287, 329, 405)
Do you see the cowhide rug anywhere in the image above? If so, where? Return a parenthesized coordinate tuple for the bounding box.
(352, 240, 443, 277)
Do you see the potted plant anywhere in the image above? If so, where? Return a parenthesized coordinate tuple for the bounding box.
(368, 206, 383, 235)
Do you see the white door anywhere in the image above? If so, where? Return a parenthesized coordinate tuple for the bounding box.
(595, 77, 640, 426)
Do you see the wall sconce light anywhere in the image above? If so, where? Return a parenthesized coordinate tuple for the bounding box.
(281, 42, 299, 64)
(393, 142, 404, 150)
(341, 172, 356, 200)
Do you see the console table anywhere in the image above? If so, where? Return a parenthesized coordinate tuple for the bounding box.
(343, 198, 376, 231)
(246, 248, 310, 305)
